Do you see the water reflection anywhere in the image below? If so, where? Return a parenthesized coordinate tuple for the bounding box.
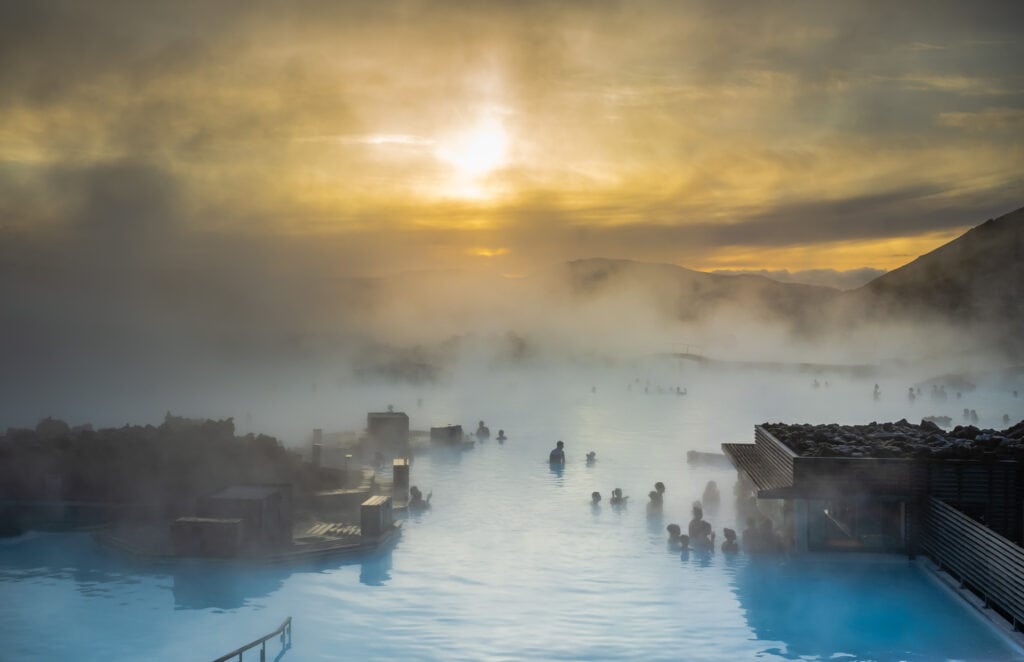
(730, 557, 1016, 662)
(689, 548, 714, 567)
(0, 533, 396, 613)
(0, 532, 147, 594)
(358, 550, 392, 586)
(173, 562, 287, 610)
(173, 551, 397, 608)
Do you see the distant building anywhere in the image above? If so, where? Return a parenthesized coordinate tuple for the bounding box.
(170, 517, 243, 557)
(196, 484, 293, 550)
(367, 411, 410, 446)
(430, 424, 463, 444)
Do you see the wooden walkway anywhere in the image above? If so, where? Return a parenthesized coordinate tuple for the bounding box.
(304, 522, 361, 539)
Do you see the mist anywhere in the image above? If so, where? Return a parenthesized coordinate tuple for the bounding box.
(3, 219, 1019, 442)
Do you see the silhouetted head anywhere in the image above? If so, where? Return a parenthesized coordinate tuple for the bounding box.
(667, 523, 681, 538)
(655, 481, 665, 494)
(556, 440, 564, 448)
(591, 491, 601, 503)
(692, 502, 703, 520)
(648, 490, 659, 502)
(724, 527, 737, 541)
(679, 534, 690, 549)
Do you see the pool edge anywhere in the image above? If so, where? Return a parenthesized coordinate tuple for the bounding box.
(917, 556, 1024, 658)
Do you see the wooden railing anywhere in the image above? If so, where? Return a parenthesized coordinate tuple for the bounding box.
(920, 498, 1024, 630)
(212, 617, 292, 662)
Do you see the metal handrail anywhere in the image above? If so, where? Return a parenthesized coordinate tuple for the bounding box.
(212, 617, 292, 662)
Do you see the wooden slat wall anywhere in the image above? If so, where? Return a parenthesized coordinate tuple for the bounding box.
(919, 462, 1022, 544)
(754, 426, 795, 487)
(921, 497, 1024, 628)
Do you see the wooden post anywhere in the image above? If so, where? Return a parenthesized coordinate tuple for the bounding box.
(393, 458, 410, 488)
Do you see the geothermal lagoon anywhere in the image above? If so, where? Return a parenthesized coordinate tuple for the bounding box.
(2, 363, 1023, 660)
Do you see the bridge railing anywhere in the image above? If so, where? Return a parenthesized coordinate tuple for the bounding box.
(212, 617, 292, 662)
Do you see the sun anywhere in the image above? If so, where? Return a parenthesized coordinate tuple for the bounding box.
(435, 116, 509, 179)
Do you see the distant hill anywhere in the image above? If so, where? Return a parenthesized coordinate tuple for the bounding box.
(558, 257, 836, 331)
(852, 206, 1024, 331)
(343, 208, 1024, 357)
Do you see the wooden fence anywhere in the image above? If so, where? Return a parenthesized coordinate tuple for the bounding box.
(921, 498, 1024, 630)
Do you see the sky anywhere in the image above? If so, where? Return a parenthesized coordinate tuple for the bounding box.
(1, 0, 1023, 280)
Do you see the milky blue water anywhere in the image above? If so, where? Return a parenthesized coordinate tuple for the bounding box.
(2, 365, 1023, 661)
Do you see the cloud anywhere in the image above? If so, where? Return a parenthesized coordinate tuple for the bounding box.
(937, 107, 1024, 132)
(0, 0, 1022, 275)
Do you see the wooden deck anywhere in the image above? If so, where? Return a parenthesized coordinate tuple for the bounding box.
(302, 522, 362, 539)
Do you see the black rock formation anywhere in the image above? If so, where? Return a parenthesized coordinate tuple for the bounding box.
(763, 418, 1024, 461)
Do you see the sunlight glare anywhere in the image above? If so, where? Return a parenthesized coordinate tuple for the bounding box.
(436, 116, 509, 179)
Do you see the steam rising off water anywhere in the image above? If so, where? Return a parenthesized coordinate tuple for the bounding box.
(2, 365, 1023, 660)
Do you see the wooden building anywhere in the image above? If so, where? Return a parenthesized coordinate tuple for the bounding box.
(197, 484, 293, 551)
(724, 425, 1024, 554)
(430, 425, 463, 444)
(367, 411, 410, 446)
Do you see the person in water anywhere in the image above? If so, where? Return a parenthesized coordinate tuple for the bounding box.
(721, 528, 739, 553)
(701, 480, 720, 511)
(688, 502, 705, 540)
(408, 486, 431, 511)
(610, 488, 628, 505)
(666, 523, 685, 548)
(549, 440, 566, 464)
(653, 481, 666, 503)
(585, 451, 596, 465)
(591, 491, 602, 505)
(476, 420, 490, 439)
(692, 520, 715, 551)
(741, 516, 759, 552)
(646, 490, 663, 515)
(496, 429, 507, 442)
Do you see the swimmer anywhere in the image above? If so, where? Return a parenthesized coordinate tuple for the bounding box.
(591, 491, 602, 505)
(688, 502, 705, 540)
(721, 528, 739, 553)
(496, 429, 507, 443)
(701, 480, 720, 510)
(610, 488, 628, 505)
(585, 451, 596, 465)
(476, 420, 490, 440)
(409, 486, 432, 512)
(549, 440, 566, 465)
(692, 520, 715, 551)
(667, 523, 684, 548)
(647, 491, 663, 513)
